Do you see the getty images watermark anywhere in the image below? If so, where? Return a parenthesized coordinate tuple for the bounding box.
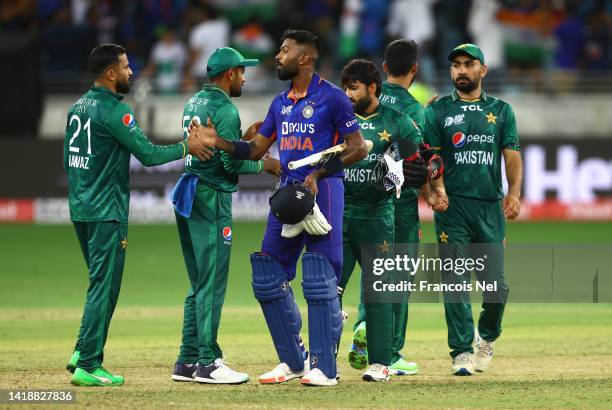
(361, 243, 611, 303)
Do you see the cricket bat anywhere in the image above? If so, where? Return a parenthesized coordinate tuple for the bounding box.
(288, 140, 373, 170)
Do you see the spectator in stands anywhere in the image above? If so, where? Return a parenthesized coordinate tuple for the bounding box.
(141, 26, 187, 94)
(582, 7, 610, 70)
(183, 4, 230, 91)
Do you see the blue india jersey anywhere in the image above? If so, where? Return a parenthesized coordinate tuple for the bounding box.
(259, 73, 360, 181)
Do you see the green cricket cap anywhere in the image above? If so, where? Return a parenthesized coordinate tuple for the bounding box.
(448, 43, 485, 65)
(206, 47, 259, 78)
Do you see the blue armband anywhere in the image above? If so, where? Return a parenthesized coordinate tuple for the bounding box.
(232, 140, 251, 160)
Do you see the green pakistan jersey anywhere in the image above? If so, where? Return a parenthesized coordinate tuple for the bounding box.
(64, 86, 185, 223)
(423, 90, 519, 201)
(344, 104, 422, 218)
(380, 81, 425, 215)
(182, 84, 262, 192)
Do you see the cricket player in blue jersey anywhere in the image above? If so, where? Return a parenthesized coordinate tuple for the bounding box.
(191, 29, 368, 386)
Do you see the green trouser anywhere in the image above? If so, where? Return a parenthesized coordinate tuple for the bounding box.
(391, 211, 420, 363)
(340, 214, 394, 366)
(175, 183, 233, 366)
(73, 221, 128, 372)
(434, 194, 509, 359)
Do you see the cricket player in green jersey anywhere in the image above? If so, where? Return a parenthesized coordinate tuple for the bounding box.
(379, 39, 425, 376)
(423, 44, 522, 376)
(64, 44, 212, 387)
(338, 59, 431, 381)
(346, 40, 447, 376)
(170, 47, 281, 384)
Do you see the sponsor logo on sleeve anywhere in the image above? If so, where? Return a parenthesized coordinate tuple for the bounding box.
(122, 113, 135, 127)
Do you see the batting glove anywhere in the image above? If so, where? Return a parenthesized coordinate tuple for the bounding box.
(302, 202, 332, 235)
(281, 222, 305, 238)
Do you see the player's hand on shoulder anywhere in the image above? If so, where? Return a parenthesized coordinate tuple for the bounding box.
(243, 120, 263, 141)
(424, 94, 438, 108)
(503, 194, 521, 219)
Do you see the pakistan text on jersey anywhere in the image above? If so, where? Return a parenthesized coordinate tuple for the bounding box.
(68, 154, 90, 169)
(344, 168, 382, 183)
(454, 150, 494, 165)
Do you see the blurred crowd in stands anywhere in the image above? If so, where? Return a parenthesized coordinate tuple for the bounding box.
(1, 0, 611, 93)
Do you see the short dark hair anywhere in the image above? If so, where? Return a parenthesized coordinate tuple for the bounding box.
(341, 59, 382, 97)
(280, 29, 321, 55)
(384, 39, 418, 77)
(88, 44, 126, 78)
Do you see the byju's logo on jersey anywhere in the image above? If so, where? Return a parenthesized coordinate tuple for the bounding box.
(122, 113, 135, 127)
(223, 227, 232, 242)
(444, 114, 465, 128)
(281, 105, 293, 115)
(452, 132, 466, 148)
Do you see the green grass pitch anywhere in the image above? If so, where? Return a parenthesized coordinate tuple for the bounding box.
(1, 222, 611, 409)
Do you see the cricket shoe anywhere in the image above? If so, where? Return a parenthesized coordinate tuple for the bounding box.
(348, 321, 368, 370)
(300, 368, 338, 386)
(362, 363, 390, 382)
(66, 351, 79, 373)
(474, 330, 494, 372)
(451, 352, 475, 376)
(389, 357, 419, 376)
(194, 358, 249, 384)
(259, 357, 309, 384)
(171, 362, 197, 382)
(71, 367, 124, 387)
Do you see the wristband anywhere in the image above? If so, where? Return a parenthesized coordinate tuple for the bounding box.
(258, 160, 263, 173)
(322, 156, 344, 175)
(232, 140, 251, 160)
(181, 141, 187, 158)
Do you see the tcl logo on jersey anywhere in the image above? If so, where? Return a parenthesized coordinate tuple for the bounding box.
(452, 132, 466, 148)
(360, 122, 375, 130)
(460, 105, 483, 112)
(223, 227, 232, 241)
(452, 132, 495, 148)
(122, 113, 135, 127)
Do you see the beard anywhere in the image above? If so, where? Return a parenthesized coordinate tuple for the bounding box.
(230, 85, 242, 97)
(351, 96, 372, 115)
(116, 78, 130, 94)
(453, 76, 479, 93)
(276, 62, 299, 81)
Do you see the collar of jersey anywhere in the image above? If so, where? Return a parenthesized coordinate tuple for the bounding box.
(383, 81, 420, 103)
(451, 89, 488, 102)
(286, 73, 322, 103)
(201, 84, 231, 102)
(355, 104, 381, 120)
(91, 86, 124, 100)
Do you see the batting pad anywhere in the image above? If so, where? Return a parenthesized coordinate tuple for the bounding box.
(251, 253, 306, 372)
(302, 252, 343, 379)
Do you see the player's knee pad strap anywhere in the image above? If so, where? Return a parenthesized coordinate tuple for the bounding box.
(251, 253, 305, 371)
(301, 252, 343, 378)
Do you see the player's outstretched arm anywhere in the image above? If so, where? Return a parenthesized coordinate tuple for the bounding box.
(503, 149, 522, 219)
(191, 120, 273, 161)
